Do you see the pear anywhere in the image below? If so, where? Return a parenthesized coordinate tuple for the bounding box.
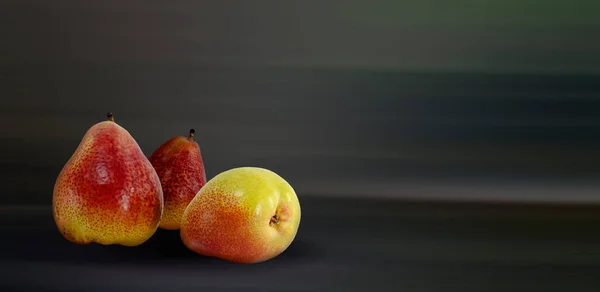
(180, 167, 301, 264)
(53, 113, 164, 246)
(149, 129, 207, 230)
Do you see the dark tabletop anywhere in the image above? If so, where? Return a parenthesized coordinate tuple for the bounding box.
(2, 196, 600, 292)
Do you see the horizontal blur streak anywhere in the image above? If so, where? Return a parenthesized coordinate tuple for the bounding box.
(2, 0, 600, 205)
(2, 67, 600, 204)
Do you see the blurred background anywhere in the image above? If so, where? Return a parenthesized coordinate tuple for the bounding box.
(2, 1, 600, 291)
(2, 0, 600, 205)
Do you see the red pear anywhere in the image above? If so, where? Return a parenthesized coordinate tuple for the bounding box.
(149, 129, 207, 230)
(53, 113, 164, 246)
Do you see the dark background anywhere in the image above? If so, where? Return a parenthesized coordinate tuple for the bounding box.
(2, 0, 600, 291)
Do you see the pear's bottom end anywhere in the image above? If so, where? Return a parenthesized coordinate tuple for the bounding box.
(55, 221, 159, 247)
(214, 252, 283, 264)
(159, 204, 188, 231)
(59, 233, 153, 247)
(158, 222, 181, 231)
(60, 235, 93, 246)
(181, 238, 289, 265)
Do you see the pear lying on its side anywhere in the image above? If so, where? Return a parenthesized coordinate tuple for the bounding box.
(53, 113, 164, 246)
(180, 167, 301, 264)
(149, 129, 207, 230)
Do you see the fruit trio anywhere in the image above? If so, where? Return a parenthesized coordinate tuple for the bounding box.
(52, 113, 301, 264)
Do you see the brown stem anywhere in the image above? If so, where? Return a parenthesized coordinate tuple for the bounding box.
(106, 112, 115, 122)
(188, 128, 195, 141)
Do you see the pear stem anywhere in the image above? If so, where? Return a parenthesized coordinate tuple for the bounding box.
(188, 128, 195, 141)
(107, 112, 115, 122)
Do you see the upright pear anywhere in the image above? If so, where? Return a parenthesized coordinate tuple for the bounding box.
(53, 113, 163, 246)
(149, 129, 207, 230)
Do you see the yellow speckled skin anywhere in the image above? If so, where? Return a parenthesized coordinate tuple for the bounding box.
(53, 118, 164, 246)
(180, 167, 301, 264)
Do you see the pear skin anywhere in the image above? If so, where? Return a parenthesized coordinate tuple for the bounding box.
(180, 167, 301, 264)
(52, 113, 164, 246)
(149, 129, 207, 230)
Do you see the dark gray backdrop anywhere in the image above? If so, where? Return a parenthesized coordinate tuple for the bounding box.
(4, 2, 600, 292)
(3, 0, 600, 205)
